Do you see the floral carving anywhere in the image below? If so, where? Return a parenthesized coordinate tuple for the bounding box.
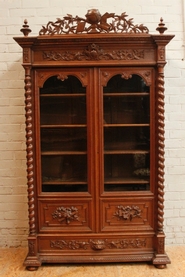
(108, 239, 146, 249)
(114, 205, 141, 221)
(57, 74, 68, 81)
(51, 240, 89, 250)
(90, 240, 106, 250)
(121, 72, 132, 80)
(39, 9, 149, 35)
(43, 45, 144, 61)
(50, 238, 146, 250)
(28, 241, 35, 254)
(52, 206, 79, 224)
(23, 48, 30, 62)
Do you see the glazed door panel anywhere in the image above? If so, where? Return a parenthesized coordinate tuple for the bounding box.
(99, 68, 154, 195)
(34, 69, 96, 233)
(35, 69, 94, 195)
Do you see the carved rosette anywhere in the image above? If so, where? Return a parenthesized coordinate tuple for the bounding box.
(52, 206, 79, 224)
(157, 68, 165, 233)
(39, 10, 149, 35)
(114, 205, 141, 221)
(50, 238, 146, 250)
(24, 66, 36, 237)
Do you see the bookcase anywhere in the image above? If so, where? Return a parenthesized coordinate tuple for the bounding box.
(14, 9, 174, 270)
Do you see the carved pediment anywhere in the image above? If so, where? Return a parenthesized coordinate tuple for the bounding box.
(38, 9, 149, 35)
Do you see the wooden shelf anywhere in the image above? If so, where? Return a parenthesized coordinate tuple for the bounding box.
(104, 124, 150, 127)
(41, 151, 87, 155)
(104, 177, 149, 184)
(42, 180, 87, 185)
(104, 150, 149, 154)
(103, 92, 149, 96)
(40, 124, 87, 128)
(40, 93, 86, 97)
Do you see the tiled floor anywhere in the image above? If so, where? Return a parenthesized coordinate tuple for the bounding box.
(0, 246, 185, 277)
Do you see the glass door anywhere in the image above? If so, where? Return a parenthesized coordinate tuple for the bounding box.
(103, 74, 150, 192)
(39, 75, 88, 193)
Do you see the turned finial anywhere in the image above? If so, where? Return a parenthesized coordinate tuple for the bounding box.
(20, 19, 32, 36)
(156, 18, 167, 34)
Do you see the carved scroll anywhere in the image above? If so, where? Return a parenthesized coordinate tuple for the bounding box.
(39, 9, 149, 35)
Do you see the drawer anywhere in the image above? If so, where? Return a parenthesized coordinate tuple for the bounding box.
(38, 234, 154, 254)
(38, 199, 93, 232)
(101, 198, 154, 231)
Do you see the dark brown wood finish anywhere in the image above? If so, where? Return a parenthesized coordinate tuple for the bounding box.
(14, 10, 174, 270)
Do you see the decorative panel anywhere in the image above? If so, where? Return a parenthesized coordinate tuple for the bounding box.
(101, 199, 153, 231)
(39, 200, 93, 232)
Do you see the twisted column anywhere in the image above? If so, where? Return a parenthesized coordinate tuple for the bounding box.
(157, 66, 165, 233)
(24, 66, 36, 236)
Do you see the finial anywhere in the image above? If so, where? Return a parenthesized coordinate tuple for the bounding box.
(20, 19, 32, 36)
(156, 18, 167, 34)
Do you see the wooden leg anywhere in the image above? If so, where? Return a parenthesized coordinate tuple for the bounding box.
(26, 266, 39, 271)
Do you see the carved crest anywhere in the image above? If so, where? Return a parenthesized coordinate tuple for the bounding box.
(39, 9, 149, 35)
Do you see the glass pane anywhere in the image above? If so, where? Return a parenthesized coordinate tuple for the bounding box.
(103, 74, 149, 93)
(40, 97, 86, 125)
(40, 75, 86, 94)
(104, 154, 150, 191)
(104, 95, 149, 124)
(42, 184, 87, 192)
(41, 155, 87, 192)
(41, 127, 87, 151)
(104, 127, 149, 151)
(40, 75, 88, 193)
(103, 74, 150, 192)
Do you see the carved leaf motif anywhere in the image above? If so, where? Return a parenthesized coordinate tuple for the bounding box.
(51, 240, 89, 250)
(42, 45, 144, 62)
(114, 205, 141, 221)
(121, 73, 132, 80)
(90, 240, 106, 250)
(39, 10, 149, 35)
(50, 238, 146, 250)
(52, 206, 79, 224)
(57, 74, 68, 81)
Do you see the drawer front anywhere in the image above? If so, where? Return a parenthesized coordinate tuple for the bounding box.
(38, 199, 93, 232)
(101, 198, 154, 231)
(38, 234, 154, 255)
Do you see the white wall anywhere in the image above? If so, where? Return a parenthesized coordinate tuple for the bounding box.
(0, 0, 185, 247)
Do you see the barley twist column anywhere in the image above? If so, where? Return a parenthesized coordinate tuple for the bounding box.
(24, 66, 36, 236)
(157, 66, 165, 234)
